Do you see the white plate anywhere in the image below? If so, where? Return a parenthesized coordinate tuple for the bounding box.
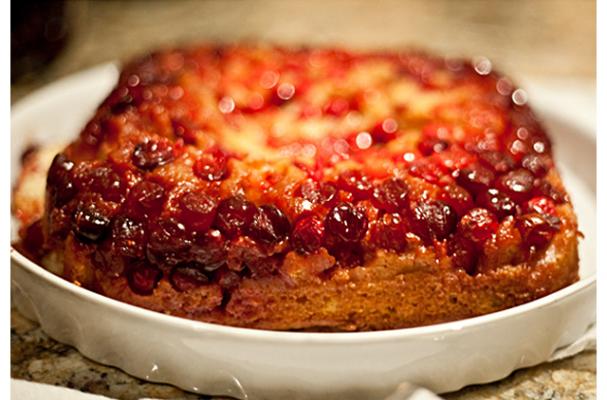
(10, 64, 596, 400)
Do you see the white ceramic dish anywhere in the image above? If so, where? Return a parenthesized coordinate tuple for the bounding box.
(11, 64, 596, 400)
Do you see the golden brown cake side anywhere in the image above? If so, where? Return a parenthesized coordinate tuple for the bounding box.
(13, 45, 579, 331)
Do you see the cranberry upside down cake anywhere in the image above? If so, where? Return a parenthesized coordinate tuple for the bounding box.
(13, 45, 579, 331)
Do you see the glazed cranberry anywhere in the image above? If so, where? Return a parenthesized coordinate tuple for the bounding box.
(457, 208, 499, 245)
(448, 238, 478, 275)
(418, 137, 449, 156)
(291, 216, 325, 254)
(22, 220, 45, 259)
(515, 213, 561, 249)
(455, 164, 495, 196)
(296, 179, 337, 206)
(371, 178, 409, 213)
(83, 166, 126, 203)
(171, 118, 198, 144)
(533, 180, 566, 204)
(329, 242, 365, 267)
(477, 188, 518, 219)
(72, 195, 116, 242)
(521, 154, 551, 177)
(127, 180, 166, 219)
(147, 218, 192, 266)
(408, 161, 444, 184)
(496, 169, 535, 203)
(178, 191, 217, 232)
(193, 149, 229, 181)
(478, 151, 515, 173)
(371, 213, 408, 251)
(438, 184, 473, 217)
(127, 262, 162, 295)
(111, 216, 146, 258)
(323, 97, 351, 117)
(190, 229, 227, 271)
(525, 196, 556, 216)
(370, 119, 398, 143)
(325, 202, 368, 243)
(132, 139, 174, 170)
(214, 196, 257, 239)
(169, 264, 210, 292)
(337, 170, 373, 200)
(408, 201, 456, 243)
(47, 153, 76, 206)
(247, 205, 291, 245)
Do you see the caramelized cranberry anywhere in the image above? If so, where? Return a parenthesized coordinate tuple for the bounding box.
(247, 205, 290, 245)
(171, 118, 199, 144)
(291, 216, 325, 254)
(296, 179, 337, 206)
(496, 169, 534, 203)
(337, 170, 372, 200)
(418, 137, 449, 156)
(325, 202, 368, 243)
(438, 184, 473, 217)
(72, 195, 116, 242)
(533, 180, 566, 204)
(448, 238, 478, 275)
(22, 220, 45, 259)
(132, 139, 174, 170)
(455, 164, 495, 196)
(525, 196, 557, 216)
(147, 218, 192, 266)
(408, 161, 444, 184)
(408, 201, 456, 243)
(127, 180, 166, 218)
(47, 153, 76, 206)
(457, 208, 499, 245)
(521, 154, 551, 177)
(169, 264, 210, 292)
(371, 178, 409, 213)
(83, 166, 126, 203)
(190, 229, 227, 271)
(127, 262, 162, 295)
(323, 97, 351, 117)
(329, 242, 365, 267)
(193, 149, 229, 181)
(370, 119, 398, 143)
(111, 216, 146, 258)
(478, 151, 515, 173)
(477, 188, 518, 219)
(371, 213, 408, 251)
(214, 196, 257, 239)
(515, 213, 561, 249)
(178, 191, 217, 232)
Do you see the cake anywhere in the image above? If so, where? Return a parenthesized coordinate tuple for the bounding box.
(13, 45, 580, 331)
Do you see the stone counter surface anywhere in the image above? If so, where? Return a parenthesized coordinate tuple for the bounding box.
(11, 1, 595, 399)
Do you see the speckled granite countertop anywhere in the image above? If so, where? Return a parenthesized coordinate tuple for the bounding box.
(11, 1, 595, 399)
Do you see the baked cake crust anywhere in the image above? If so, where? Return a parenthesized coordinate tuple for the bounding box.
(13, 45, 579, 331)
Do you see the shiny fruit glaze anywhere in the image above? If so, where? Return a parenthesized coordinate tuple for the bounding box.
(25, 45, 571, 299)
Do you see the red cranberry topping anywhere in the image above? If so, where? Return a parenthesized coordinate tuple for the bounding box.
(408, 200, 456, 243)
(22, 220, 45, 260)
(214, 196, 257, 239)
(448, 238, 478, 275)
(171, 118, 199, 144)
(127, 180, 166, 218)
(478, 151, 515, 173)
(296, 179, 337, 206)
(438, 184, 473, 217)
(190, 229, 227, 271)
(496, 168, 535, 203)
(521, 154, 551, 177)
(371, 213, 408, 251)
(337, 170, 373, 200)
(515, 213, 561, 249)
(132, 139, 174, 170)
(111, 216, 146, 258)
(193, 149, 229, 181)
(533, 180, 566, 204)
(247, 205, 291, 245)
(169, 264, 210, 292)
(525, 196, 556, 216)
(178, 191, 217, 232)
(82, 166, 126, 203)
(127, 262, 162, 295)
(147, 218, 192, 266)
(325, 202, 368, 243)
(455, 164, 495, 196)
(408, 161, 444, 184)
(457, 208, 499, 245)
(370, 119, 398, 143)
(323, 97, 351, 117)
(477, 188, 518, 219)
(72, 195, 117, 242)
(418, 137, 449, 156)
(291, 216, 325, 254)
(371, 178, 409, 213)
(47, 153, 76, 206)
